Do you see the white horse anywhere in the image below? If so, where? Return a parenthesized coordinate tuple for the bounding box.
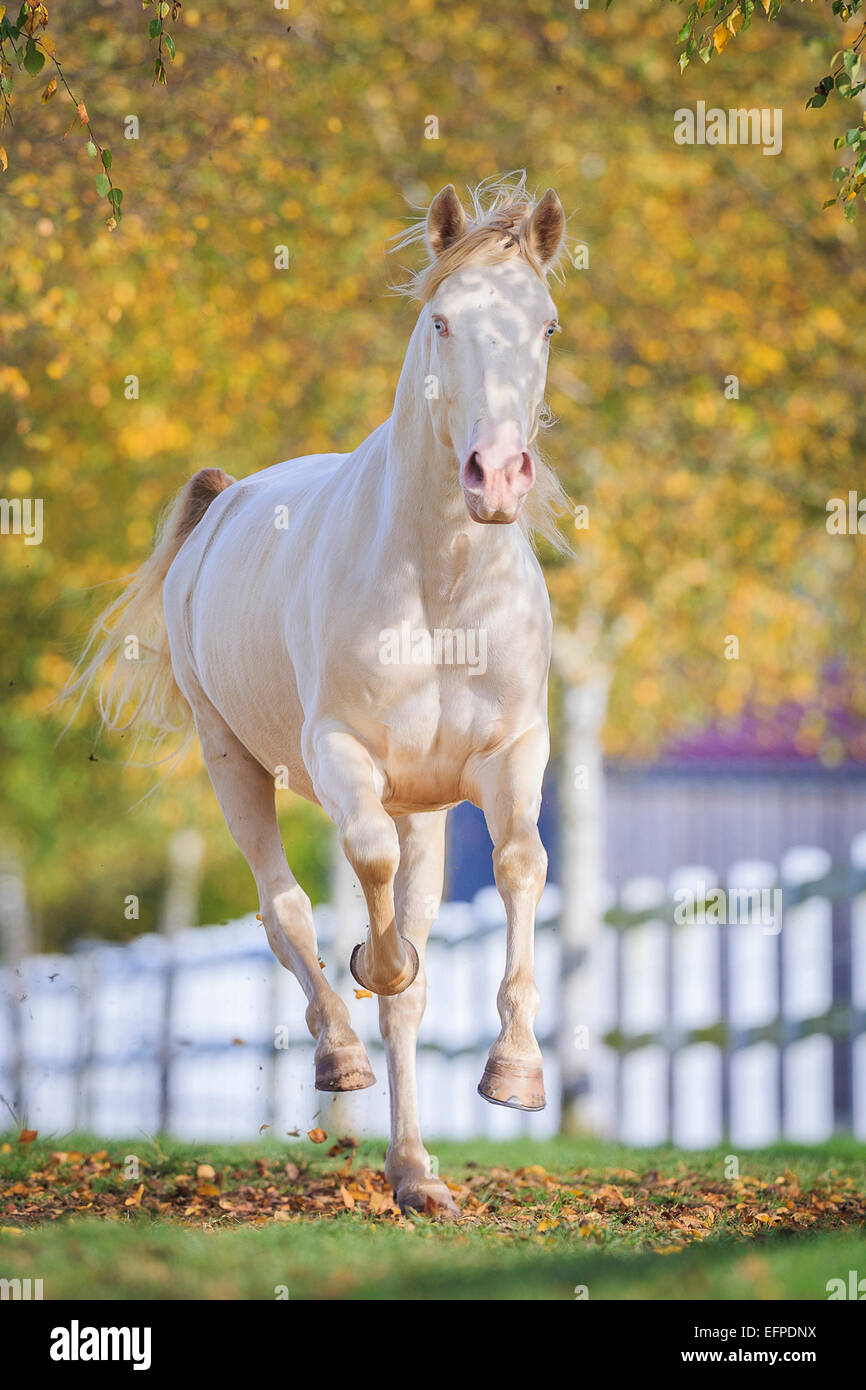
(74, 175, 568, 1217)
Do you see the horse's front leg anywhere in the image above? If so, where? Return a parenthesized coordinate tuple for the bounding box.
(309, 726, 418, 995)
(379, 810, 459, 1218)
(474, 724, 549, 1111)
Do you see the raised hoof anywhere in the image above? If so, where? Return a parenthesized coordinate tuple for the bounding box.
(397, 1181, 461, 1221)
(349, 935, 419, 996)
(314, 1044, 376, 1093)
(477, 1058, 546, 1112)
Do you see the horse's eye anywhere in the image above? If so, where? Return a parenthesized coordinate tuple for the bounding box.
(433, 317, 448, 337)
(544, 322, 558, 340)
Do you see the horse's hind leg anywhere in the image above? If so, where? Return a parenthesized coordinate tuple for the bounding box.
(193, 697, 375, 1092)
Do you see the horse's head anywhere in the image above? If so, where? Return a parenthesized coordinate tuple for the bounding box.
(420, 181, 565, 526)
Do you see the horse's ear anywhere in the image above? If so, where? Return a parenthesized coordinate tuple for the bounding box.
(525, 188, 565, 267)
(426, 184, 467, 258)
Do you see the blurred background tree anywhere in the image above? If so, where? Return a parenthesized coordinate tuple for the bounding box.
(1, 0, 863, 952)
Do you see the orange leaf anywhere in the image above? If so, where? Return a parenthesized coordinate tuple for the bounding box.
(353, 988, 372, 999)
(124, 1183, 144, 1208)
(18, 1129, 37, 1144)
(307, 1128, 327, 1144)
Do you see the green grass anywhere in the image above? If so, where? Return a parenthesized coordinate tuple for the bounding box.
(1, 1134, 864, 1300)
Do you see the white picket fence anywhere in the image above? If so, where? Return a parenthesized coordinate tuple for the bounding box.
(2, 842, 866, 1146)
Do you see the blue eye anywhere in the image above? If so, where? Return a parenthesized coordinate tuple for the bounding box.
(544, 322, 558, 340)
(433, 317, 448, 336)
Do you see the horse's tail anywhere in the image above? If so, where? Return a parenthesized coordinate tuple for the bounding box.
(63, 468, 235, 754)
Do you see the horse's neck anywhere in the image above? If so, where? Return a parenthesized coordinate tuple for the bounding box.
(375, 314, 514, 575)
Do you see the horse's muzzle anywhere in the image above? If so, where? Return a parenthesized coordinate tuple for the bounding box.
(461, 446, 535, 524)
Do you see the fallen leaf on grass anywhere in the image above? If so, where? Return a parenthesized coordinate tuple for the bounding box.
(595, 1184, 634, 1209)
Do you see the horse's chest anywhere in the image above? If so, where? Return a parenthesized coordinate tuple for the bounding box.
(342, 611, 547, 794)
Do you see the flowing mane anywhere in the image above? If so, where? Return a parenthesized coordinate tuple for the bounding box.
(393, 172, 573, 555)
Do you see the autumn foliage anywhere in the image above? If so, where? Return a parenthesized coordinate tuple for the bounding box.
(1, 0, 864, 944)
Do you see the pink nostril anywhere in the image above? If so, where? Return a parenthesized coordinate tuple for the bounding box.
(504, 451, 535, 494)
(462, 451, 486, 493)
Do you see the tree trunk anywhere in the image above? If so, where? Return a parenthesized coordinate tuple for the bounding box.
(0, 854, 32, 1119)
(557, 668, 611, 1134)
(159, 829, 204, 1133)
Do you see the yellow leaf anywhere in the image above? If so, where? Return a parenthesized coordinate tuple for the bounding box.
(196, 1163, 216, 1180)
(0, 147, 7, 173)
(124, 1183, 144, 1207)
(353, 987, 372, 999)
(41, 77, 56, 103)
(713, 24, 731, 53)
(726, 10, 744, 35)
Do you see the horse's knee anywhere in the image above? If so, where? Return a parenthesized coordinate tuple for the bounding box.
(493, 824, 547, 898)
(341, 809, 400, 887)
